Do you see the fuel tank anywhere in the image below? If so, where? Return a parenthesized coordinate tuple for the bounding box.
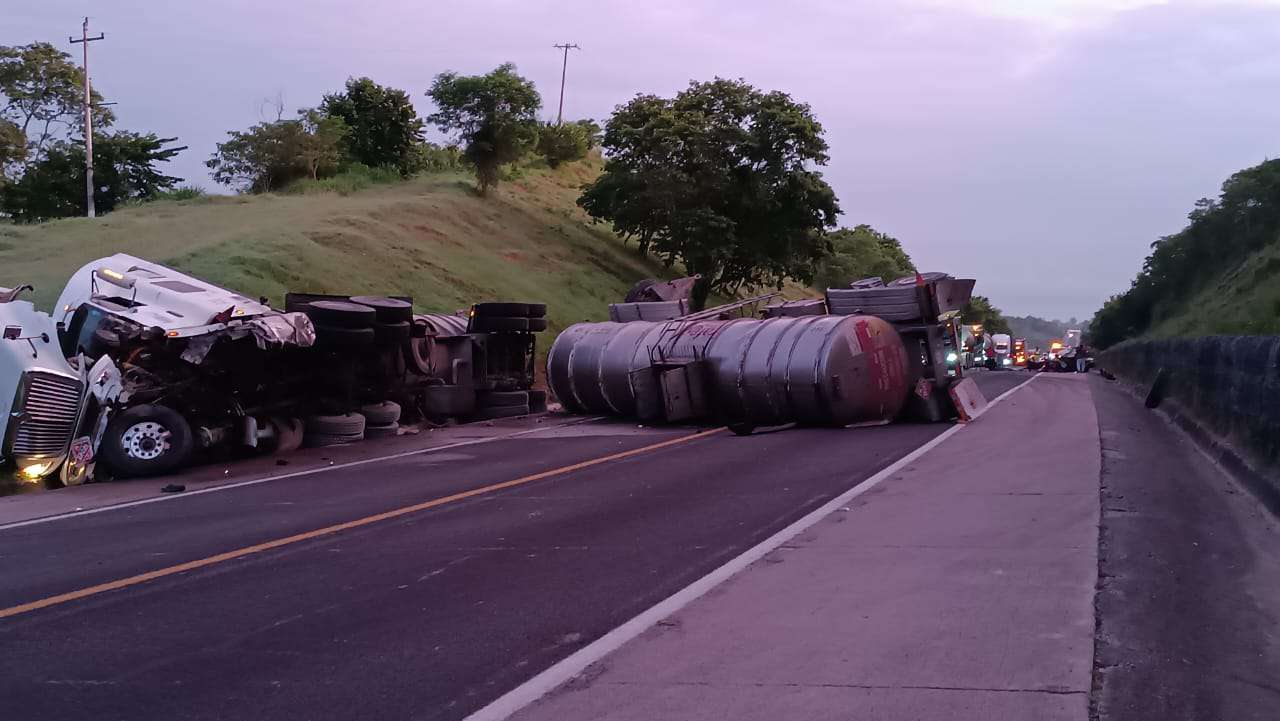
(547, 315, 910, 426)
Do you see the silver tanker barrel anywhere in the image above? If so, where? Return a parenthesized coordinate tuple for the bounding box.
(547, 314, 910, 427)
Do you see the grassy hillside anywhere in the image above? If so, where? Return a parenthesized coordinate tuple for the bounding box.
(1146, 240, 1280, 337)
(0, 158, 674, 344)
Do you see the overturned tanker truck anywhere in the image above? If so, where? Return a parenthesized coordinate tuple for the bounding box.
(547, 273, 983, 434)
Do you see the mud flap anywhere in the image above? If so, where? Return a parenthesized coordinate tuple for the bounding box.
(948, 376, 990, 422)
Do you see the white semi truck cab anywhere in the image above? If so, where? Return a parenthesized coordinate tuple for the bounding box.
(0, 285, 86, 482)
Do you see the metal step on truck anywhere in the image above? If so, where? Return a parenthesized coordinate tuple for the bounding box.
(0, 254, 546, 485)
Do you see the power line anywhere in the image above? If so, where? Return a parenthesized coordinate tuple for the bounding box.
(69, 17, 105, 218)
(553, 43, 580, 125)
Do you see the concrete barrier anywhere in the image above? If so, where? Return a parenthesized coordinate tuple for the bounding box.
(1100, 336, 1280, 480)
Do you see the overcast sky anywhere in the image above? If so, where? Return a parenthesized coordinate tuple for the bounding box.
(9, 1, 1280, 320)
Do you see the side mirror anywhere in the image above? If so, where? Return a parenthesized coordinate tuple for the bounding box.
(3, 325, 21, 340)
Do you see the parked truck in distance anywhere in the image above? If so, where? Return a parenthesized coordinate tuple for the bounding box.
(1, 255, 546, 484)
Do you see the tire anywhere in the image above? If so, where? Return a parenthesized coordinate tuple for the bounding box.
(374, 321, 411, 344)
(314, 324, 375, 348)
(624, 278, 659, 303)
(471, 316, 529, 333)
(359, 401, 401, 426)
(525, 303, 547, 318)
(270, 416, 305, 454)
(526, 318, 548, 332)
(305, 412, 366, 436)
(479, 390, 529, 408)
(527, 389, 547, 413)
(100, 405, 195, 478)
(473, 302, 530, 318)
(364, 422, 400, 439)
(471, 404, 530, 421)
(306, 432, 363, 448)
(350, 296, 413, 323)
(304, 300, 376, 328)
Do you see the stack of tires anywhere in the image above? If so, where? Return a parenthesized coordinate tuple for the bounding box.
(472, 389, 548, 420)
(304, 412, 366, 447)
(290, 295, 414, 348)
(468, 302, 548, 333)
(359, 400, 402, 438)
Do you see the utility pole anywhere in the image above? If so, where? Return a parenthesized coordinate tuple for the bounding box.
(553, 43, 580, 125)
(70, 17, 104, 218)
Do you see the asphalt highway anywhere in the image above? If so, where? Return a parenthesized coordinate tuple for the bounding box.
(0, 371, 1029, 721)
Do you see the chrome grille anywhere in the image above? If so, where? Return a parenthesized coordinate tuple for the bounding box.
(10, 372, 82, 457)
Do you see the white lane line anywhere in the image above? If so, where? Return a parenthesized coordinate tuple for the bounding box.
(0, 416, 607, 532)
(463, 373, 1040, 721)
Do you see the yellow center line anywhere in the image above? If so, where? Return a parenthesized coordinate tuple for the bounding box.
(0, 427, 725, 620)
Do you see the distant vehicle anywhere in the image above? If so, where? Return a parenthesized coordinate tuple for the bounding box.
(1047, 338, 1065, 360)
(991, 333, 1012, 368)
(1064, 328, 1083, 348)
(1012, 338, 1027, 367)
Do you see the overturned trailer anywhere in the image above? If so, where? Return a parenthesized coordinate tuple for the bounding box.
(0, 254, 546, 482)
(547, 273, 979, 432)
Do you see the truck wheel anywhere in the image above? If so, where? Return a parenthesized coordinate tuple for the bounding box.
(100, 405, 195, 478)
(373, 321, 411, 344)
(624, 279, 659, 303)
(473, 302, 530, 318)
(359, 401, 402, 426)
(306, 432, 364, 448)
(350, 296, 413, 323)
(305, 300, 376, 328)
(526, 318, 548, 332)
(471, 316, 529, 333)
(364, 422, 400, 439)
(314, 325, 375, 347)
(305, 413, 366, 437)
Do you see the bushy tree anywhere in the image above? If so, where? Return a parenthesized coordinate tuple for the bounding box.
(572, 118, 602, 149)
(0, 42, 114, 165)
(207, 109, 348, 192)
(579, 78, 840, 309)
(321, 77, 424, 174)
(426, 63, 541, 195)
(815, 224, 916, 290)
(1, 132, 183, 221)
(535, 121, 588, 168)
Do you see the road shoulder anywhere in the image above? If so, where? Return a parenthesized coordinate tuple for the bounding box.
(1089, 374, 1280, 721)
(498, 373, 1099, 721)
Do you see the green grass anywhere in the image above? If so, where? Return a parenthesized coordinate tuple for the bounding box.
(0, 157, 673, 355)
(1147, 240, 1280, 337)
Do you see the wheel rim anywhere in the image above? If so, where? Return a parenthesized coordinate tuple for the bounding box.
(119, 421, 172, 461)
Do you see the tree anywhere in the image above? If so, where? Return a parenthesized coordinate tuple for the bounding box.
(426, 63, 541, 195)
(535, 121, 588, 168)
(579, 78, 841, 309)
(1, 132, 183, 221)
(320, 77, 424, 174)
(0, 118, 24, 182)
(0, 42, 114, 165)
(207, 109, 347, 193)
(814, 224, 916, 290)
(961, 295, 1011, 335)
(572, 118, 602, 149)
(295, 109, 348, 180)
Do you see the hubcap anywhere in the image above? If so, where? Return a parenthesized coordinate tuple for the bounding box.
(120, 422, 172, 461)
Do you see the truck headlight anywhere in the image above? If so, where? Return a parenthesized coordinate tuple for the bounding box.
(19, 462, 51, 481)
(945, 352, 958, 363)
(1002, 358, 1013, 366)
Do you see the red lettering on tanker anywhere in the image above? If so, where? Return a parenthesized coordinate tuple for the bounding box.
(855, 319, 903, 394)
